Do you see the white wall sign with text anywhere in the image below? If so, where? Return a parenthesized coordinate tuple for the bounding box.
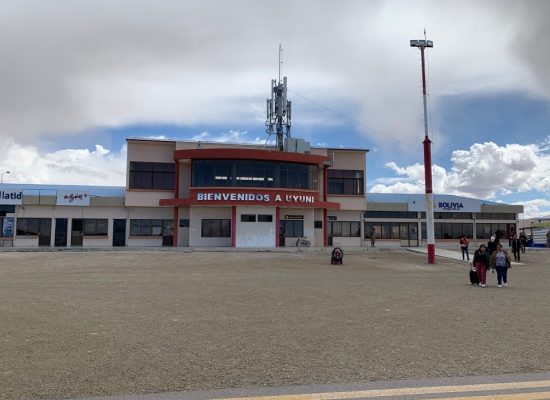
(56, 191, 91, 206)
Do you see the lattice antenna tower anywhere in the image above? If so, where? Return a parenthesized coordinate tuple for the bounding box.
(266, 44, 292, 151)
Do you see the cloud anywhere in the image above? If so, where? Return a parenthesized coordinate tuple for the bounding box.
(190, 129, 270, 145)
(0, 139, 126, 186)
(0, 0, 549, 151)
(370, 139, 550, 199)
(514, 199, 550, 220)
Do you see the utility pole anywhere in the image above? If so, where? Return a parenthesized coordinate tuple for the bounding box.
(410, 34, 436, 264)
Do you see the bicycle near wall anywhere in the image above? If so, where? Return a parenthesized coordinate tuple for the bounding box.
(296, 237, 311, 247)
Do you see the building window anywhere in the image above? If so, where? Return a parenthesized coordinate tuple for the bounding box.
(83, 219, 108, 236)
(16, 218, 51, 236)
(475, 213, 516, 220)
(434, 222, 473, 239)
(280, 220, 303, 238)
(365, 222, 416, 239)
(314, 220, 323, 229)
(1, 217, 15, 237)
(129, 162, 175, 190)
(192, 159, 319, 190)
(258, 215, 273, 222)
(329, 221, 361, 237)
(179, 219, 190, 228)
(434, 212, 473, 219)
(364, 211, 417, 219)
(241, 214, 256, 222)
(476, 223, 507, 240)
(130, 219, 173, 236)
(328, 169, 364, 195)
(201, 219, 231, 237)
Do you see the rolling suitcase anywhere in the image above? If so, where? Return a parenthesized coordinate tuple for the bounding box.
(469, 267, 479, 285)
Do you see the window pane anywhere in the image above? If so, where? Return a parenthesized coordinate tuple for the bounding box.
(130, 220, 140, 236)
(27, 219, 39, 235)
(152, 219, 163, 236)
(331, 222, 342, 237)
(221, 219, 231, 237)
(39, 219, 51, 235)
(141, 220, 152, 236)
(258, 215, 273, 222)
(97, 219, 108, 235)
(390, 222, 399, 239)
(84, 219, 96, 235)
(341, 222, 351, 237)
(241, 214, 256, 222)
(350, 222, 361, 237)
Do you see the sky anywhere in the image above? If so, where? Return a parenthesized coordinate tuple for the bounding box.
(1, 0, 549, 218)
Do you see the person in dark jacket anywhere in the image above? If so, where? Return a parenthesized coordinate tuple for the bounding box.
(510, 234, 522, 262)
(519, 232, 527, 253)
(487, 235, 498, 255)
(473, 244, 491, 287)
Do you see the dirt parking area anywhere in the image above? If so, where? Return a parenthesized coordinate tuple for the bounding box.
(1, 248, 549, 399)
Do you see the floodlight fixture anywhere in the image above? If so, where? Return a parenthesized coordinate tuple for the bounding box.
(0, 170, 10, 183)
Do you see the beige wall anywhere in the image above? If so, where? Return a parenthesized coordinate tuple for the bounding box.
(367, 202, 409, 212)
(326, 149, 367, 212)
(235, 206, 276, 247)
(126, 140, 176, 187)
(189, 206, 232, 247)
(125, 191, 173, 207)
(314, 208, 325, 246)
(280, 208, 314, 247)
(177, 207, 190, 247)
(13, 205, 128, 247)
(329, 149, 366, 171)
(327, 210, 364, 247)
(327, 196, 366, 211)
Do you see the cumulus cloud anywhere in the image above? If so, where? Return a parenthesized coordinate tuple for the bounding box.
(370, 139, 550, 199)
(0, 0, 548, 149)
(514, 199, 550, 219)
(0, 139, 127, 186)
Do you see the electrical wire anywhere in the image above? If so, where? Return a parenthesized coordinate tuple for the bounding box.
(287, 88, 422, 152)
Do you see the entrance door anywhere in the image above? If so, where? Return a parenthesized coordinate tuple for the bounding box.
(38, 219, 52, 246)
(54, 218, 68, 247)
(400, 223, 419, 247)
(113, 219, 126, 247)
(71, 219, 83, 247)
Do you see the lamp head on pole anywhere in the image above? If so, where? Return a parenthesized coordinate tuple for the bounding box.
(410, 39, 433, 48)
(0, 170, 10, 183)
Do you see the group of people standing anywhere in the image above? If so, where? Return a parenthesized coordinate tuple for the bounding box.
(460, 234, 512, 288)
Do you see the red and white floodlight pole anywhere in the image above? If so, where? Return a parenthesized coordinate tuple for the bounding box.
(410, 35, 435, 264)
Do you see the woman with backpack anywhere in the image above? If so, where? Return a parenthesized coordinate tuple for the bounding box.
(473, 244, 491, 287)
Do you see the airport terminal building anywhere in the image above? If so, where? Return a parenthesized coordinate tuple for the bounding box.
(0, 138, 523, 249)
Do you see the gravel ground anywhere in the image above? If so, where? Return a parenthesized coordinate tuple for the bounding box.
(1, 248, 549, 399)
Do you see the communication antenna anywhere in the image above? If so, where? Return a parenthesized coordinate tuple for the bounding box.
(266, 44, 292, 151)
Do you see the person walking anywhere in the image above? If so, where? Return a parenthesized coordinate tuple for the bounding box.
(519, 232, 527, 253)
(487, 235, 498, 255)
(492, 243, 511, 288)
(473, 244, 491, 287)
(370, 226, 376, 248)
(459, 235, 470, 261)
(511, 234, 521, 262)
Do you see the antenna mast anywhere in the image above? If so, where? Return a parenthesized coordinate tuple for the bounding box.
(266, 44, 292, 151)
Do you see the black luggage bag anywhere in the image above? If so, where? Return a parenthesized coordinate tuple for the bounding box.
(469, 267, 479, 285)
